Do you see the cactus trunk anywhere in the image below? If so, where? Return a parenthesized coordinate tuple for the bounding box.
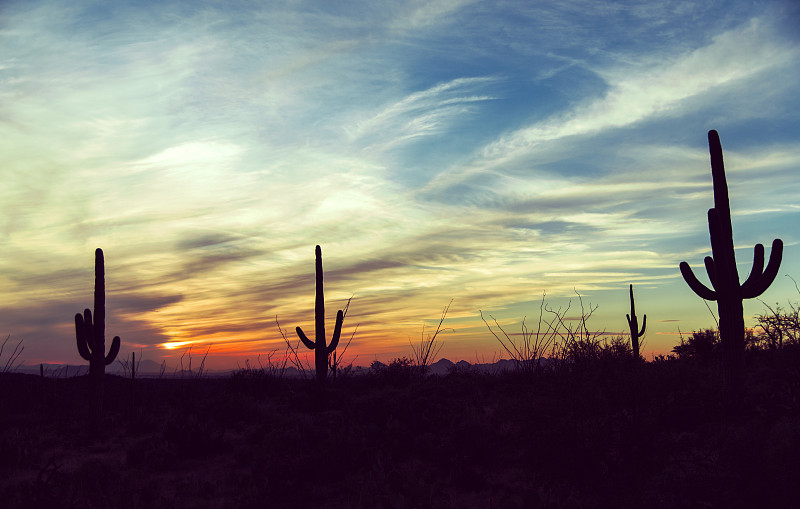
(91, 248, 106, 380)
(313, 245, 327, 379)
(719, 297, 745, 407)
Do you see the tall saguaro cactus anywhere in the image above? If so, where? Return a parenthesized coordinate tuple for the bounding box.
(296, 245, 344, 383)
(626, 284, 646, 359)
(680, 130, 783, 409)
(75, 248, 121, 432)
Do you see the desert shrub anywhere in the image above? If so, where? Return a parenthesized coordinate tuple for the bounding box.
(561, 333, 603, 365)
(558, 334, 635, 374)
(230, 353, 287, 386)
(480, 293, 557, 374)
(672, 329, 720, 362)
(369, 357, 416, 384)
(672, 327, 761, 362)
(652, 353, 677, 363)
(754, 300, 800, 349)
(447, 361, 477, 377)
(484, 291, 637, 375)
(408, 300, 452, 377)
(229, 367, 284, 398)
(600, 335, 634, 359)
(368, 359, 386, 376)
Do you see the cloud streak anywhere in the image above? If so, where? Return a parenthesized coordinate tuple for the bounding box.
(424, 15, 800, 195)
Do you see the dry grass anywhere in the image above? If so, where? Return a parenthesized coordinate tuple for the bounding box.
(1, 336, 24, 374)
(409, 299, 453, 376)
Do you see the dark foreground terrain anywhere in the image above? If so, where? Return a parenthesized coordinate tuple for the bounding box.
(2, 351, 799, 509)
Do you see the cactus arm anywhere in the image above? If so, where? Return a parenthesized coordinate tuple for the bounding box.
(741, 239, 783, 299)
(626, 313, 632, 329)
(75, 313, 92, 361)
(327, 309, 344, 353)
(296, 326, 316, 350)
(680, 261, 717, 301)
(83, 309, 98, 351)
(703, 256, 717, 290)
(758, 238, 783, 289)
(639, 314, 646, 337)
(742, 243, 765, 288)
(105, 336, 120, 365)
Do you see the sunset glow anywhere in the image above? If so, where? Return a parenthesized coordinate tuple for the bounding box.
(2, 0, 799, 370)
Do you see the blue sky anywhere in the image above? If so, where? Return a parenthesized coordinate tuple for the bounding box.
(1, 0, 799, 369)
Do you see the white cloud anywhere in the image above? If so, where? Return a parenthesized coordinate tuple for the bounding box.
(343, 76, 499, 151)
(389, 0, 483, 32)
(424, 16, 800, 194)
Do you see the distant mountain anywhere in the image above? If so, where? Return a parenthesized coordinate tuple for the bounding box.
(16, 363, 89, 377)
(420, 358, 526, 376)
(14, 360, 230, 379)
(131, 359, 166, 374)
(13, 357, 546, 378)
(428, 358, 454, 376)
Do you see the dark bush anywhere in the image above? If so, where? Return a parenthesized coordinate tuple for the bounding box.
(672, 329, 719, 362)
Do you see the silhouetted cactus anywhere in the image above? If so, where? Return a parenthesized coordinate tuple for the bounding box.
(296, 245, 344, 383)
(75, 248, 121, 432)
(679, 130, 782, 409)
(626, 284, 646, 359)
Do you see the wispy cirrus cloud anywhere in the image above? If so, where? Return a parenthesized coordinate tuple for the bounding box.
(423, 15, 800, 195)
(345, 76, 500, 151)
(387, 0, 483, 32)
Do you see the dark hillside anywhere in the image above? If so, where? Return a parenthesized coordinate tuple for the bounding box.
(2, 350, 799, 508)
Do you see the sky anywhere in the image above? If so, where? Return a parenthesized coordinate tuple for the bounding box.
(1, 0, 799, 370)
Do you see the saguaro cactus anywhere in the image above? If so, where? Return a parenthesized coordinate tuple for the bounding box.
(679, 130, 782, 408)
(626, 284, 646, 359)
(296, 245, 344, 383)
(75, 248, 121, 431)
